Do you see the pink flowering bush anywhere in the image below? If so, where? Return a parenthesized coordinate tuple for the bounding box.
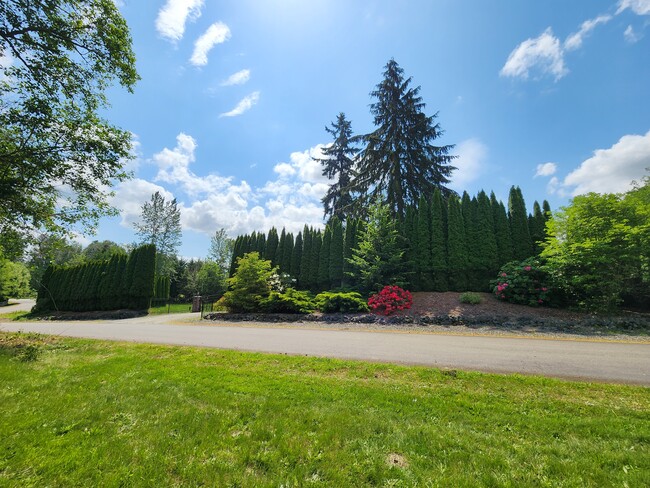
(491, 258, 552, 307)
(368, 285, 413, 316)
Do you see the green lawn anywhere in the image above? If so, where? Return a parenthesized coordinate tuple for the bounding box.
(148, 302, 192, 314)
(1, 332, 648, 487)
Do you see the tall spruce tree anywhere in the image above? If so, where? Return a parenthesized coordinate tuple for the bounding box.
(430, 188, 448, 291)
(352, 59, 457, 217)
(329, 218, 344, 288)
(508, 186, 533, 261)
(447, 196, 468, 291)
(316, 113, 357, 222)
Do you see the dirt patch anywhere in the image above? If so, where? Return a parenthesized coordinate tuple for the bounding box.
(386, 453, 409, 468)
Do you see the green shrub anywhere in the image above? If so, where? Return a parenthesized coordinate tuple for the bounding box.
(491, 258, 552, 307)
(459, 292, 482, 305)
(261, 289, 315, 314)
(222, 252, 275, 313)
(314, 291, 369, 313)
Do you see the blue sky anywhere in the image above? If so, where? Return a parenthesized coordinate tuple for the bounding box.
(94, 0, 650, 257)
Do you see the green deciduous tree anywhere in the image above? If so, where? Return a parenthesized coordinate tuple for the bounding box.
(133, 191, 181, 277)
(542, 181, 650, 311)
(352, 59, 457, 217)
(0, 259, 30, 302)
(196, 261, 227, 297)
(208, 228, 234, 274)
(0, 0, 139, 241)
(82, 240, 126, 262)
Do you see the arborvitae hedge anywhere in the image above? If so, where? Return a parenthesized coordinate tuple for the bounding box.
(35, 244, 156, 312)
(228, 187, 547, 293)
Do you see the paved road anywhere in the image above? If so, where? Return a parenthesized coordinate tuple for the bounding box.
(1, 314, 649, 385)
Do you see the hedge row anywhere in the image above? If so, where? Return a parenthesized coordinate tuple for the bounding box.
(35, 244, 156, 312)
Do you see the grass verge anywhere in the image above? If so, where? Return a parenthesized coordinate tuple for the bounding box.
(148, 303, 192, 315)
(1, 332, 648, 486)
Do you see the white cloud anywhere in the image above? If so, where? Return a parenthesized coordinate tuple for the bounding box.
(535, 162, 557, 177)
(449, 138, 488, 191)
(156, 0, 204, 42)
(562, 130, 650, 196)
(221, 69, 251, 86)
(501, 28, 568, 81)
(624, 24, 643, 42)
(115, 134, 333, 237)
(190, 22, 231, 66)
(111, 179, 176, 227)
(617, 0, 650, 15)
(564, 15, 612, 51)
(220, 91, 260, 117)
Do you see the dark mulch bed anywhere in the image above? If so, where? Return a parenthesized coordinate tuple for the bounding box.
(205, 292, 650, 334)
(31, 309, 148, 321)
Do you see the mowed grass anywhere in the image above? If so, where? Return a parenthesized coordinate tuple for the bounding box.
(1, 333, 648, 487)
(148, 302, 192, 314)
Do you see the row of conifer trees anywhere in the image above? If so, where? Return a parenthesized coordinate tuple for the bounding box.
(230, 186, 550, 292)
(35, 244, 156, 312)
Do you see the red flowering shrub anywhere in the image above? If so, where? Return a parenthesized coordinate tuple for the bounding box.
(368, 285, 413, 316)
(491, 258, 552, 307)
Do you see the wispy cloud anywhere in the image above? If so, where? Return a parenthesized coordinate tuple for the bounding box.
(617, 0, 650, 15)
(449, 138, 488, 191)
(500, 28, 567, 81)
(624, 24, 643, 42)
(220, 91, 260, 117)
(190, 22, 231, 66)
(535, 162, 557, 177)
(221, 69, 251, 86)
(156, 0, 204, 42)
(564, 15, 612, 51)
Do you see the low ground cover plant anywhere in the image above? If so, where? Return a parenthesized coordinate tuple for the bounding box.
(459, 292, 482, 305)
(314, 291, 369, 313)
(368, 285, 413, 316)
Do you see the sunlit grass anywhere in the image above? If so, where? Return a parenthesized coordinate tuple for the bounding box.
(1, 332, 648, 486)
(148, 302, 192, 315)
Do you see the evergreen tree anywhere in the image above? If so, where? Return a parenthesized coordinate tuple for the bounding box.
(282, 232, 294, 275)
(274, 227, 287, 269)
(291, 232, 303, 280)
(417, 195, 433, 290)
(447, 196, 468, 291)
(430, 188, 448, 291)
(348, 199, 407, 292)
(255, 232, 266, 256)
(310, 231, 322, 290)
(299, 226, 312, 289)
(475, 191, 498, 290)
(529, 201, 546, 255)
(266, 227, 279, 264)
(491, 192, 513, 266)
(318, 227, 332, 290)
(461, 193, 479, 289)
(342, 219, 357, 287)
(403, 205, 419, 290)
(329, 218, 344, 288)
(316, 113, 357, 222)
(352, 59, 457, 217)
(508, 186, 533, 261)
(543, 200, 552, 218)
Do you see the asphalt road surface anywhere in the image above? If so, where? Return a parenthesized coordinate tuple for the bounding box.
(2, 312, 649, 385)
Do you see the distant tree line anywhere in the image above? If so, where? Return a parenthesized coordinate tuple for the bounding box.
(35, 244, 156, 312)
(230, 187, 550, 293)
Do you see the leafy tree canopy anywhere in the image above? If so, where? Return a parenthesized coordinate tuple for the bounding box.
(0, 0, 139, 241)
